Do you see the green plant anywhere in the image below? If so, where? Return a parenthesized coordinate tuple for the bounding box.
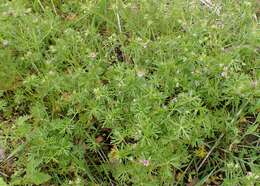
(0, 0, 259, 185)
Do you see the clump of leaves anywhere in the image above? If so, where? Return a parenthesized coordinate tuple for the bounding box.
(0, 0, 259, 185)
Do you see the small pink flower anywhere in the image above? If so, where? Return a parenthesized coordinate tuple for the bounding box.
(140, 159, 150, 167)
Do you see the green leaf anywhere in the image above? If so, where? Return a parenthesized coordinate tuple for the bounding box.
(246, 123, 259, 134)
(26, 158, 42, 176)
(28, 172, 51, 185)
(15, 116, 32, 137)
(0, 100, 7, 111)
(0, 178, 7, 186)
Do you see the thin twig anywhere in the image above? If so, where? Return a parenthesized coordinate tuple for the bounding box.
(116, 0, 122, 33)
(198, 100, 249, 171)
(51, 0, 58, 16)
(200, 0, 213, 9)
(200, 0, 221, 16)
(0, 171, 8, 177)
(197, 133, 224, 171)
(37, 0, 45, 12)
(116, 13, 122, 33)
(175, 159, 193, 185)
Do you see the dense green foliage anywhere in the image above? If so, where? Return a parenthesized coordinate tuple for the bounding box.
(0, 0, 259, 185)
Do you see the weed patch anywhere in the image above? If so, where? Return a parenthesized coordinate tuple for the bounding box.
(0, 0, 259, 185)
